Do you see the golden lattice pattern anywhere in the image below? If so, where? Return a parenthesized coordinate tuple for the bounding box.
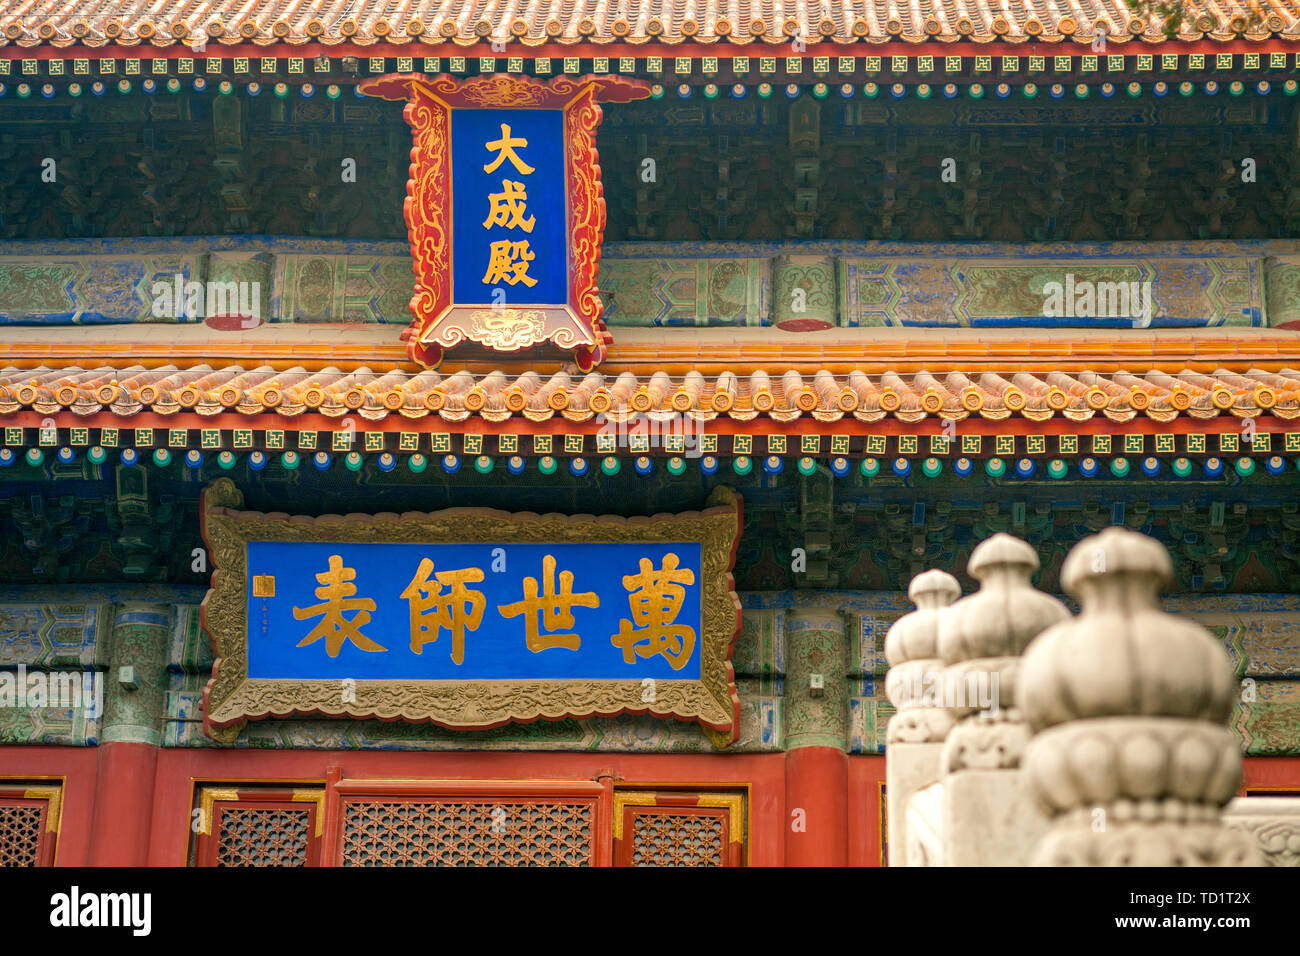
(342, 800, 593, 867)
(0, 804, 44, 867)
(215, 806, 311, 867)
(631, 811, 727, 867)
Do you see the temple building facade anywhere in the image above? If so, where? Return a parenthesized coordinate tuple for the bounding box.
(0, 0, 1299, 867)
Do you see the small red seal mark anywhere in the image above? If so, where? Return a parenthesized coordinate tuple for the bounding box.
(205, 314, 262, 331)
(775, 319, 835, 333)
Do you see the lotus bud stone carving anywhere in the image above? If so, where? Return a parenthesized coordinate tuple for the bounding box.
(1019, 527, 1237, 731)
(939, 533, 1069, 666)
(885, 569, 962, 744)
(886, 569, 961, 666)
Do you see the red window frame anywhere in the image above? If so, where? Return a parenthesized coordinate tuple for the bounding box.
(188, 776, 750, 867)
(0, 784, 61, 867)
(612, 790, 745, 867)
(192, 786, 324, 867)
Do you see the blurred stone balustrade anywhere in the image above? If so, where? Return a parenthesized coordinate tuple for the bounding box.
(884, 527, 1282, 866)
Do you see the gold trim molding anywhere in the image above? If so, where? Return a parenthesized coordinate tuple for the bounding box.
(22, 786, 62, 833)
(198, 786, 327, 838)
(612, 792, 659, 840)
(197, 787, 240, 836)
(697, 793, 746, 844)
(613, 791, 745, 843)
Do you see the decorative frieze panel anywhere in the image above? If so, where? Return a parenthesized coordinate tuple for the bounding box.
(598, 256, 770, 326)
(0, 239, 1293, 327)
(274, 254, 411, 324)
(0, 604, 104, 668)
(840, 254, 1266, 328)
(0, 254, 207, 324)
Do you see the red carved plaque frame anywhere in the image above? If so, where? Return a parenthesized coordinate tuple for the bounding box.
(360, 73, 650, 370)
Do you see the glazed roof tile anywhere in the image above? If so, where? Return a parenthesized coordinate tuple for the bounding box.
(1, 0, 1297, 49)
(3, 363, 1297, 425)
(2, 326, 1299, 427)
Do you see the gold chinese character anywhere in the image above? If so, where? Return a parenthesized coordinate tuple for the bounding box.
(292, 554, 386, 657)
(481, 240, 537, 287)
(610, 553, 696, 670)
(483, 180, 535, 232)
(401, 558, 486, 665)
(482, 124, 534, 175)
(498, 554, 599, 652)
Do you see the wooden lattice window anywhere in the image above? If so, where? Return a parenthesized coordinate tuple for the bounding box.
(613, 791, 745, 866)
(193, 787, 324, 867)
(0, 785, 61, 867)
(332, 780, 603, 867)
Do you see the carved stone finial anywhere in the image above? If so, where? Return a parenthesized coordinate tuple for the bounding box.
(1021, 527, 1236, 728)
(886, 569, 961, 664)
(885, 569, 961, 744)
(939, 533, 1068, 666)
(1019, 528, 1260, 866)
(938, 533, 1069, 772)
(884, 568, 962, 866)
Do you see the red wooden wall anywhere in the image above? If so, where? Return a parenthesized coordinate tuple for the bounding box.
(3, 747, 1295, 866)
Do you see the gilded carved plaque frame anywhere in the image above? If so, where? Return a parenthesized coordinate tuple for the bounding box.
(199, 479, 742, 748)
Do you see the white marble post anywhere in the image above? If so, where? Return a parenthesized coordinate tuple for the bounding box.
(1019, 528, 1261, 866)
(884, 569, 960, 867)
(934, 533, 1068, 866)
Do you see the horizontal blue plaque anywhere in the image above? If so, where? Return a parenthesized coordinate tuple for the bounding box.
(247, 541, 702, 681)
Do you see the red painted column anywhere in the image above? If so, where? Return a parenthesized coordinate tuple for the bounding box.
(785, 746, 849, 866)
(782, 607, 850, 866)
(88, 742, 160, 865)
(86, 603, 171, 866)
